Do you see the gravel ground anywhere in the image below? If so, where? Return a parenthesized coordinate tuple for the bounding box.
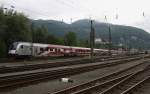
(0, 57, 88, 67)
(0, 58, 149, 94)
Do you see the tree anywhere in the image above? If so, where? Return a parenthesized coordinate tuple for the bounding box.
(46, 34, 64, 45)
(64, 32, 77, 46)
(0, 7, 32, 57)
(0, 39, 6, 57)
(77, 39, 90, 47)
(4, 9, 31, 48)
(32, 26, 48, 43)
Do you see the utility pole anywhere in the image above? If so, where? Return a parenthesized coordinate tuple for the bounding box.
(90, 20, 95, 62)
(108, 24, 112, 56)
(30, 24, 34, 58)
(105, 15, 112, 56)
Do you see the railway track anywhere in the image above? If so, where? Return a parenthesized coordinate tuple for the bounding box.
(50, 59, 150, 94)
(121, 76, 150, 94)
(100, 65, 150, 94)
(0, 56, 112, 74)
(0, 56, 148, 90)
(0, 55, 144, 74)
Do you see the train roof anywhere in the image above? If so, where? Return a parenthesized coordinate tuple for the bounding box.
(13, 42, 108, 51)
(14, 42, 88, 49)
(15, 42, 48, 47)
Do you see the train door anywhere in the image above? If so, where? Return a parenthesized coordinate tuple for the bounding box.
(32, 46, 38, 56)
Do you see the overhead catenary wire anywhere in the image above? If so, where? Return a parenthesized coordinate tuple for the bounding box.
(55, 0, 86, 11)
(55, 0, 76, 9)
(55, 0, 94, 18)
(1, 0, 95, 23)
(1, 2, 54, 18)
(1, 0, 76, 19)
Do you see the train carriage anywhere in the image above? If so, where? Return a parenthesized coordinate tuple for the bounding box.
(8, 42, 117, 58)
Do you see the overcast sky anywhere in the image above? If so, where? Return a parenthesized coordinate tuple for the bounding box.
(1, 0, 150, 32)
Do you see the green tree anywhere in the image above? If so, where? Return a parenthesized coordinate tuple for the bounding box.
(0, 7, 32, 57)
(0, 40, 6, 57)
(0, 8, 7, 43)
(64, 31, 77, 46)
(46, 34, 64, 45)
(4, 9, 31, 50)
(77, 39, 90, 47)
(32, 26, 48, 43)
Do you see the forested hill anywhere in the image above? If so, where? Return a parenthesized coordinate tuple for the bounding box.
(32, 19, 150, 49)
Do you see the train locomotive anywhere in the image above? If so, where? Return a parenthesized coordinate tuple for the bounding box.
(8, 42, 109, 57)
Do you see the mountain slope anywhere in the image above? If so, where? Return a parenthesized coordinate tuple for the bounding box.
(32, 19, 150, 49)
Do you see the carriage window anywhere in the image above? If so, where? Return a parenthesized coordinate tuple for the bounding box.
(40, 48, 44, 51)
(50, 48, 53, 51)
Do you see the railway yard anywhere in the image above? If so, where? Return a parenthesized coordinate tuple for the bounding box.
(0, 54, 149, 94)
(1, 1, 150, 94)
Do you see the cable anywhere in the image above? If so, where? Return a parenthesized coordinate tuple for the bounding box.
(1, 0, 94, 22)
(2, 2, 56, 18)
(55, 0, 92, 13)
(55, 0, 76, 9)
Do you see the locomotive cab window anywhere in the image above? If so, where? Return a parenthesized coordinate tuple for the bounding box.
(9, 42, 18, 50)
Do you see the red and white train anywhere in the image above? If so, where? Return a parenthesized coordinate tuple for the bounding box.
(8, 42, 111, 57)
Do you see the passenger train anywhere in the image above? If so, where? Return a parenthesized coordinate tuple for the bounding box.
(8, 42, 124, 57)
